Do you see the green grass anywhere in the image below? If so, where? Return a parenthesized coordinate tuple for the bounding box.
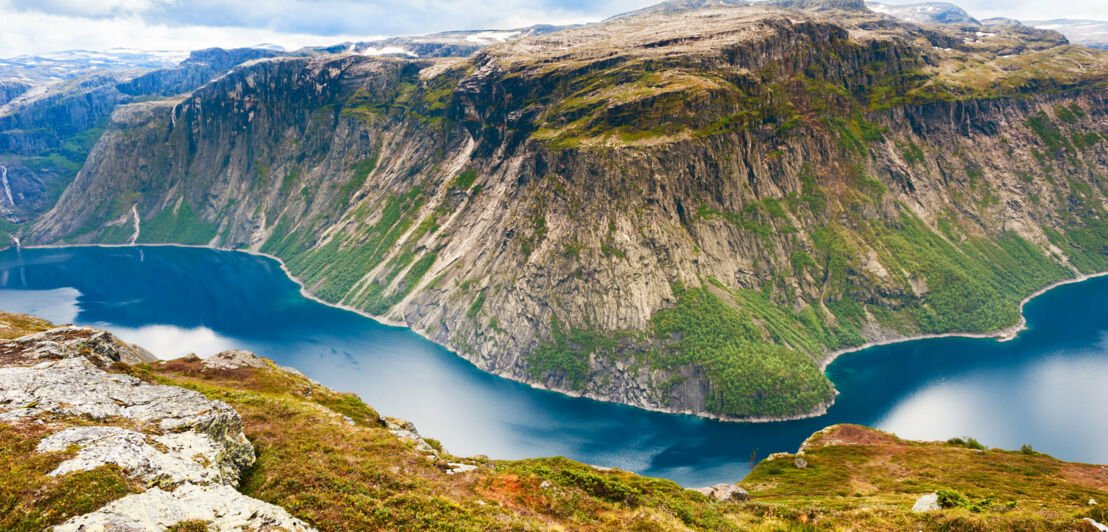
(137, 200, 219, 245)
(0, 423, 141, 531)
(651, 286, 833, 417)
(449, 170, 478, 191)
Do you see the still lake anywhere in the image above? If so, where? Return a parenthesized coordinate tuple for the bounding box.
(1, 245, 1106, 487)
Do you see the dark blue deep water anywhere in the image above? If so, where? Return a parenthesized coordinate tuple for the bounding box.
(1, 245, 1106, 487)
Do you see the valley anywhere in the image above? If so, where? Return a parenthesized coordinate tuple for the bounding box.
(9, 1, 1108, 420)
(2, 1, 1108, 528)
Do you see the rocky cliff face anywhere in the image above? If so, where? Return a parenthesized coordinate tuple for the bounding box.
(25, 3, 1108, 420)
(0, 47, 292, 227)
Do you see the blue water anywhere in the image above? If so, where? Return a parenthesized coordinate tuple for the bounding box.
(1, 245, 1106, 486)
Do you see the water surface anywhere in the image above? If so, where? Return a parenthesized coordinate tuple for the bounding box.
(1, 245, 1106, 486)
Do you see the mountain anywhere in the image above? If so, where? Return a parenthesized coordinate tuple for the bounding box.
(866, 2, 979, 26)
(316, 24, 576, 59)
(3, 310, 1106, 530)
(0, 47, 291, 226)
(5, 2, 1107, 421)
(0, 48, 187, 82)
(1028, 19, 1108, 50)
(857, 3, 1108, 51)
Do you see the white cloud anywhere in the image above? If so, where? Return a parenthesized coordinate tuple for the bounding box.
(0, 0, 655, 58)
(0, 9, 375, 57)
(1, 0, 1107, 58)
(102, 323, 238, 359)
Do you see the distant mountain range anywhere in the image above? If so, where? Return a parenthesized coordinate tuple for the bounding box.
(1026, 19, 1108, 49)
(864, 2, 1108, 49)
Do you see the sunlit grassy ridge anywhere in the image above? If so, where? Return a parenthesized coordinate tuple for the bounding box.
(1, 310, 1105, 530)
(130, 356, 1108, 531)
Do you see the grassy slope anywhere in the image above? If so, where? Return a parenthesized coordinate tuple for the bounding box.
(743, 424, 1108, 531)
(1, 312, 1105, 530)
(129, 355, 1108, 531)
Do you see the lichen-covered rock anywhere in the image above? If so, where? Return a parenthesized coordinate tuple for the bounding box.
(912, 493, 940, 512)
(201, 349, 270, 371)
(37, 426, 237, 487)
(0, 356, 254, 487)
(53, 482, 317, 532)
(0, 323, 306, 530)
(1, 326, 157, 367)
(692, 483, 750, 503)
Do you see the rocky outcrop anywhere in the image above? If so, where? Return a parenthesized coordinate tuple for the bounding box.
(1, 325, 157, 366)
(0, 356, 254, 483)
(54, 482, 315, 532)
(692, 483, 751, 502)
(0, 80, 30, 107)
(912, 493, 941, 512)
(0, 325, 310, 530)
(201, 349, 271, 370)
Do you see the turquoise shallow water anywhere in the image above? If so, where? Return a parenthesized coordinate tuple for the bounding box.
(1, 245, 1106, 487)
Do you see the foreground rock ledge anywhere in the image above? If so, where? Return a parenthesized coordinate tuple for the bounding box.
(0, 325, 316, 531)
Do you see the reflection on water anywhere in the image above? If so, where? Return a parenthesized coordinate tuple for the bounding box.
(1, 245, 1107, 487)
(878, 336, 1108, 456)
(103, 323, 238, 359)
(0, 287, 80, 324)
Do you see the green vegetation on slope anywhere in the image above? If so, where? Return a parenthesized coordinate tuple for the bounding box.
(124, 351, 1108, 532)
(263, 186, 428, 307)
(134, 355, 771, 531)
(743, 424, 1108, 530)
(137, 200, 219, 245)
(652, 286, 832, 417)
(0, 423, 140, 531)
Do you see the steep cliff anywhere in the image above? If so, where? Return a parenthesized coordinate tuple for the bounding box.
(27, 3, 1108, 420)
(0, 47, 291, 227)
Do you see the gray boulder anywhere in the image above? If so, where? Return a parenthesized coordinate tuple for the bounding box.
(912, 493, 941, 512)
(201, 349, 271, 371)
(692, 483, 751, 503)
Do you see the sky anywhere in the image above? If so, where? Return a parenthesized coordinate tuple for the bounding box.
(1, 0, 1106, 58)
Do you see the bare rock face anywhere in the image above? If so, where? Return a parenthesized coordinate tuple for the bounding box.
(53, 482, 315, 532)
(1, 326, 157, 366)
(0, 356, 253, 473)
(37, 425, 240, 487)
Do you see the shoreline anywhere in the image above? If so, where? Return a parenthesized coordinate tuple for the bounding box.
(12, 242, 1108, 424)
(817, 270, 1108, 372)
